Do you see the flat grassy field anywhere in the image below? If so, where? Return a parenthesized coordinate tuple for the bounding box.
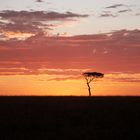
(0, 96, 140, 139)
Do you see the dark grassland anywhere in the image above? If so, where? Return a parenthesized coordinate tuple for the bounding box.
(0, 96, 140, 139)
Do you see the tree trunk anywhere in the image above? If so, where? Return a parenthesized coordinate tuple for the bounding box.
(87, 82, 91, 96)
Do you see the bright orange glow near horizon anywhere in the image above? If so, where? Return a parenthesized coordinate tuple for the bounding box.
(0, 0, 140, 96)
(0, 74, 140, 96)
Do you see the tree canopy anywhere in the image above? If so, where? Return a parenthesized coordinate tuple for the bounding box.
(83, 72, 104, 78)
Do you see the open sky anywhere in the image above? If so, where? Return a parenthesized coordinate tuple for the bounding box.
(0, 0, 140, 96)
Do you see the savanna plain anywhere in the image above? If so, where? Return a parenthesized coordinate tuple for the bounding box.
(0, 96, 140, 139)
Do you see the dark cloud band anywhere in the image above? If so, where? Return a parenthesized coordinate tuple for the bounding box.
(0, 10, 88, 37)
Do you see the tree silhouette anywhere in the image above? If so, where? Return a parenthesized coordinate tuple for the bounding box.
(82, 72, 104, 96)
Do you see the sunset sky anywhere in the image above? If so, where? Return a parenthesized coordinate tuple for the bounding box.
(0, 0, 140, 96)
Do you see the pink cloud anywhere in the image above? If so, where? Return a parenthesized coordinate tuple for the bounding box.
(0, 29, 139, 76)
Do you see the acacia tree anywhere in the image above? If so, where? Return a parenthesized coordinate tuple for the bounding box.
(82, 72, 104, 96)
